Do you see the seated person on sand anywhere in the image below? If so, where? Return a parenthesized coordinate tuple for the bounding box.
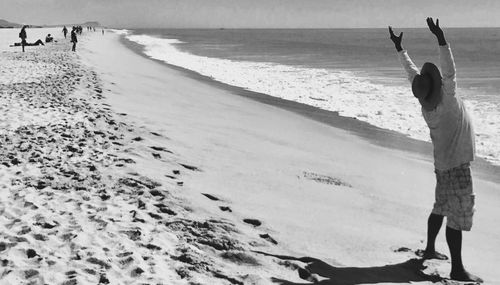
(45, 34, 54, 43)
(11, 39, 45, 47)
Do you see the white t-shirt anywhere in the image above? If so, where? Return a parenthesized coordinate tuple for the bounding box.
(398, 44, 475, 170)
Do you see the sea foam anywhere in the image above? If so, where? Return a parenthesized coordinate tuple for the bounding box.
(125, 33, 500, 166)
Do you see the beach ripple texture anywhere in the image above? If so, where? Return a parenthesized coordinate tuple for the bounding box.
(123, 31, 500, 166)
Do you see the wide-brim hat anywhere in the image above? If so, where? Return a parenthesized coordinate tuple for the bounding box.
(412, 62, 442, 110)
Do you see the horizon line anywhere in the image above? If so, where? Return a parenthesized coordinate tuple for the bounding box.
(114, 26, 500, 30)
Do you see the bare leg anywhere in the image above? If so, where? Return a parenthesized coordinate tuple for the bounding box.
(422, 213, 448, 260)
(426, 213, 443, 252)
(446, 227, 482, 282)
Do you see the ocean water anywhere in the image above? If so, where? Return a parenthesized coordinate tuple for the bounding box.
(120, 28, 500, 166)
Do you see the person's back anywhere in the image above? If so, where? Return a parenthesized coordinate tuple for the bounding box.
(70, 28, 77, 52)
(422, 86, 474, 170)
(45, 34, 53, 43)
(19, 30, 26, 40)
(19, 26, 27, 52)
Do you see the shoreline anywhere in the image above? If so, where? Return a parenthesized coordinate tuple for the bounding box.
(120, 35, 500, 184)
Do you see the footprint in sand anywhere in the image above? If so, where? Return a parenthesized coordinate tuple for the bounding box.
(149, 189, 166, 199)
(33, 233, 48, 241)
(303, 171, 352, 187)
(393, 246, 449, 260)
(148, 212, 162, 220)
(154, 203, 177, 215)
(179, 163, 201, 172)
(150, 146, 173, 153)
(146, 244, 162, 251)
(26, 249, 38, 258)
(202, 194, 233, 214)
(99, 274, 110, 284)
(24, 269, 40, 279)
(393, 246, 412, 253)
(243, 219, 262, 227)
(219, 206, 232, 212)
(86, 257, 111, 269)
(202, 193, 220, 201)
(259, 233, 278, 245)
(131, 267, 144, 277)
(137, 199, 146, 210)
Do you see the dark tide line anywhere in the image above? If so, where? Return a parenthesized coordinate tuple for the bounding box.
(118, 35, 500, 184)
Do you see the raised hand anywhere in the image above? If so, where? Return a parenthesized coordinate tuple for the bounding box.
(426, 17, 447, 45)
(388, 26, 403, 51)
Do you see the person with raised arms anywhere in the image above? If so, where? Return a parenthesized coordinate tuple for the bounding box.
(389, 18, 482, 283)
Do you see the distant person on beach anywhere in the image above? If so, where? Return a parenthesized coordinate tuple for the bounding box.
(71, 27, 78, 52)
(45, 34, 54, 43)
(62, 26, 68, 39)
(389, 18, 481, 283)
(11, 39, 44, 47)
(19, 25, 27, 52)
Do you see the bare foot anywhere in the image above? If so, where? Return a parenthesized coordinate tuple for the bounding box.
(416, 249, 448, 260)
(450, 270, 483, 283)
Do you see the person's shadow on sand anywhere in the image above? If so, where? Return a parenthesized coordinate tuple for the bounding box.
(254, 251, 444, 284)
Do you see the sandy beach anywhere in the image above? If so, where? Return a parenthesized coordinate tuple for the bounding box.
(0, 28, 499, 284)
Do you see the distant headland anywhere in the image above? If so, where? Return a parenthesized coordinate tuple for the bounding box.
(0, 19, 23, 28)
(0, 19, 100, 28)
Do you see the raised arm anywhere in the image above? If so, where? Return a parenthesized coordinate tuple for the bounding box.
(389, 26, 403, 52)
(427, 17, 456, 94)
(389, 26, 419, 83)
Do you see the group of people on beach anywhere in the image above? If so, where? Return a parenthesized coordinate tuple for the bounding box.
(16, 25, 41, 52)
(61, 26, 78, 51)
(17, 23, 106, 53)
(17, 25, 87, 53)
(16, 25, 58, 51)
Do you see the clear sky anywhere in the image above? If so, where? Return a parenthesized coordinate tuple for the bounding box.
(2, 0, 500, 28)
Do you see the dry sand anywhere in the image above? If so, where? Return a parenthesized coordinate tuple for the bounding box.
(0, 28, 499, 284)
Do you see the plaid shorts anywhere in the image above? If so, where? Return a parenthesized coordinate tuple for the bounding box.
(432, 163, 475, 231)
